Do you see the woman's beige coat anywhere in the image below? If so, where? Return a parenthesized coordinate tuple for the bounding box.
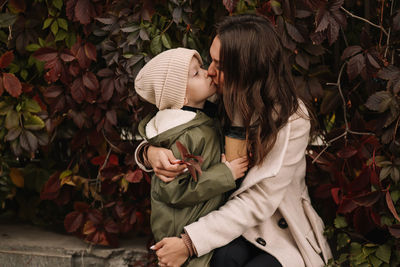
(184, 103, 332, 267)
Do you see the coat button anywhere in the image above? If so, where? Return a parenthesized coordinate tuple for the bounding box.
(256, 237, 266, 246)
(278, 218, 288, 229)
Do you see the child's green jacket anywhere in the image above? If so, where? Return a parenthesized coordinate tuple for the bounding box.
(138, 110, 236, 267)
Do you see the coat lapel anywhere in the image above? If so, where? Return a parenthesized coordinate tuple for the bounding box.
(230, 122, 291, 198)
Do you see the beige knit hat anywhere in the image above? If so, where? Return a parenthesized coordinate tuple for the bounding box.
(134, 48, 202, 110)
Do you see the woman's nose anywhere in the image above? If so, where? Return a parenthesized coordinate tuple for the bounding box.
(208, 63, 216, 77)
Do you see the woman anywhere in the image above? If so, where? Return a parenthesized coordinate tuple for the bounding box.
(138, 14, 332, 267)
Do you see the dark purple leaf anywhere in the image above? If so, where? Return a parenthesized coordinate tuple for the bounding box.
(83, 72, 99, 91)
(44, 85, 63, 98)
(285, 21, 305, 43)
(295, 53, 310, 69)
(365, 91, 393, 112)
(106, 110, 117, 126)
(341, 46, 362, 61)
(70, 78, 85, 103)
(100, 77, 114, 101)
(347, 53, 365, 80)
(19, 130, 38, 152)
(5, 127, 21, 141)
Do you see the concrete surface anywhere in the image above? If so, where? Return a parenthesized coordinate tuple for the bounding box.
(0, 223, 150, 267)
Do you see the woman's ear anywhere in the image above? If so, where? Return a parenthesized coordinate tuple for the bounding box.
(183, 96, 189, 105)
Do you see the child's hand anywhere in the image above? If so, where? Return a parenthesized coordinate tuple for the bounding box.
(222, 154, 249, 180)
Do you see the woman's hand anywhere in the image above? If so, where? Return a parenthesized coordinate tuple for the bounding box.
(151, 237, 189, 267)
(222, 154, 249, 180)
(147, 146, 187, 182)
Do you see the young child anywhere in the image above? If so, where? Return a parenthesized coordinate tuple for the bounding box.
(134, 48, 248, 267)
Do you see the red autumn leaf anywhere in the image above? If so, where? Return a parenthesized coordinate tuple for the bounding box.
(115, 203, 129, 218)
(21, 83, 33, 93)
(83, 71, 99, 91)
(44, 58, 63, 83)
(70, 77, 85, 103)
(60, 49, 75, 62)
(44, 85, 63, 98)
(0, 51, 14, 68)
(104, 218, 119, 234)
(84, 42, 97, 61)
(40, 171, 61, 200)
(9, 0, 26, 12)
(3, 73, 22, 97)
(0, 76, 3, 96)
(88, 209, 103, 225)
(64, 211, 84, 233)
(74, 201, 89, 212)
(223, 0, 239, 13)
(338, 197, 358, 214)
(352, 191, 381, 207)
(330, 187, 341, 204)
(91, 154, 118, 167)
(69, 62, 81, 77)
(125, 169, 143, 183)
(33, 48, 58, 62)
(75, 0, 92, 25)
(336, 146, 358, 159)
(386, 190, 400, 222)
(388, 224, 400, 238)
(176, 141, 189, 159)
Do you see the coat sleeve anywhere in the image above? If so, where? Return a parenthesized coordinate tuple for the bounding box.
(156, 129, 236, 208)
(184, 116, 310, 256)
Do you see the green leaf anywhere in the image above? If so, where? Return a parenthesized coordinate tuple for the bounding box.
(57, 18, 68, 31)
(5, 110, 19, 130)
(51, 21, 59, 35)
(369, 254, 383, 267)
(53, 0, 63, 10)
(43, 18, 53, 29)
(150, 35, 162, 55)
(23, 114, 45, 131)
(161, 33, 172, 49)
(55, 30, 67, 42)
(337, 233, 350, 250)
(20, 69, 28, 81)
(334, 215, 348, 228)
(376, 244, 391, 264)
(0, 13, 17, 28)
(65, 32, 76, 48)
(391, 190, 400, 203)
(26, 43, 41, 52)
(380, 166, 393, 180)
(38, 38, 45, 47)
(22, 99, 41, 113)
(0, 101, 13, 115)
(60, 170, 72, 180)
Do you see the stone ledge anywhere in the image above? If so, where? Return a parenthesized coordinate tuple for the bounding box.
(0, 223, 150, 267)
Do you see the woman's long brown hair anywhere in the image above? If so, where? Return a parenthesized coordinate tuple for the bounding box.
(217, 14, 301, 167)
